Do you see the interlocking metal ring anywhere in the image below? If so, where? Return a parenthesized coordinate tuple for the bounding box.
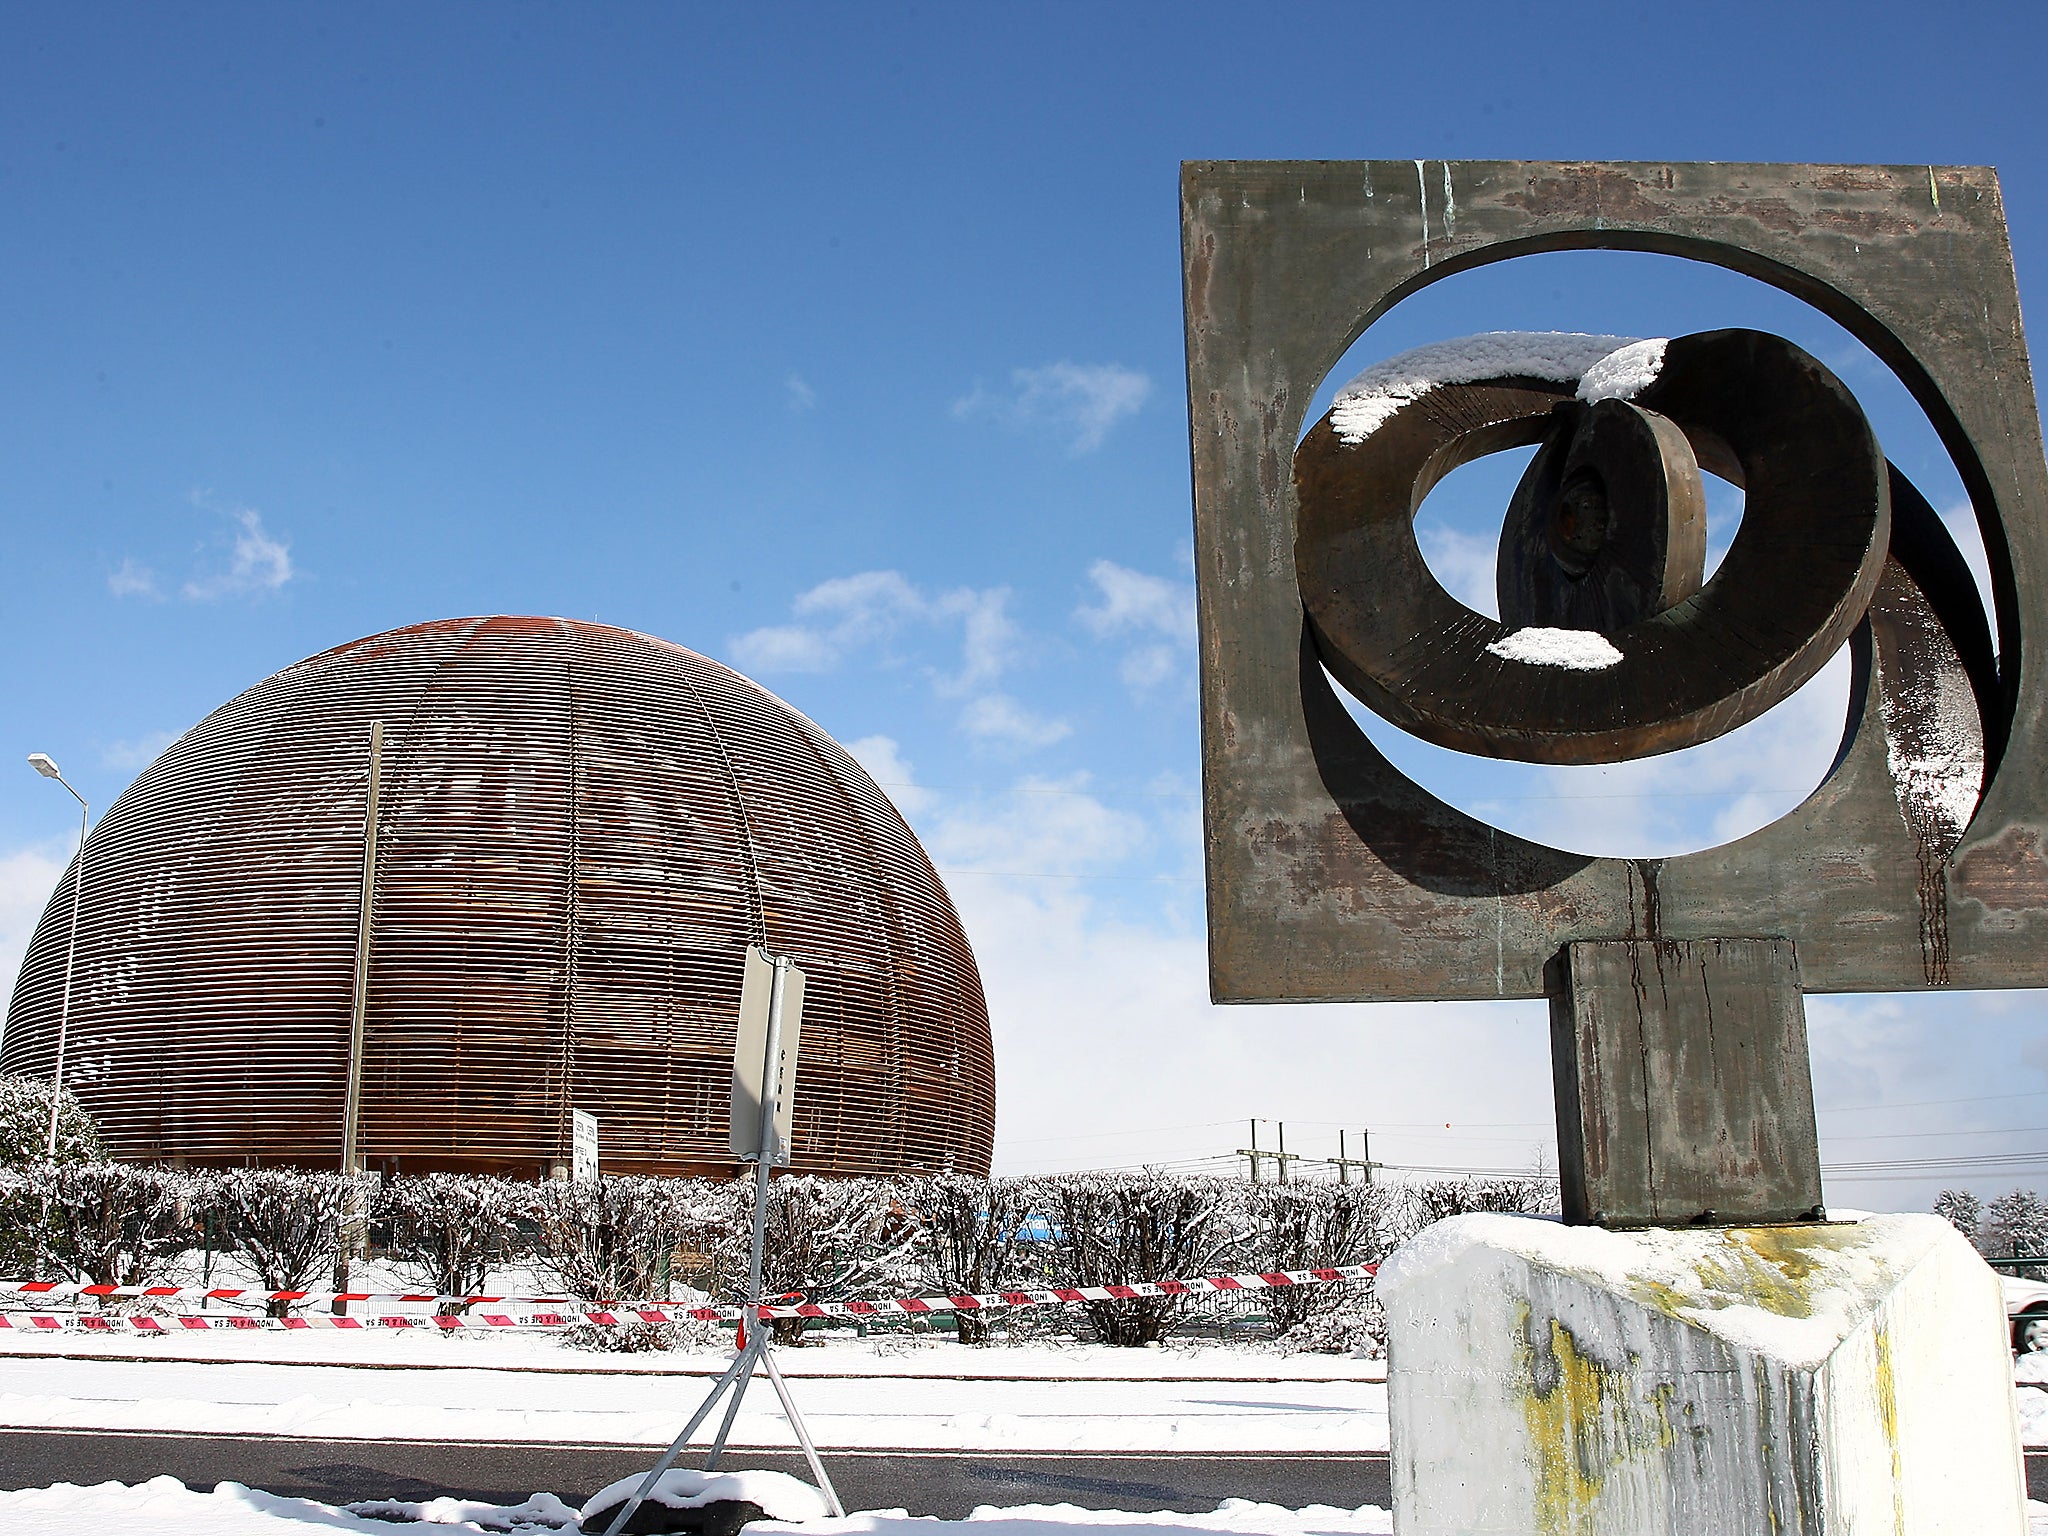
(1294, 329, 1891, 764)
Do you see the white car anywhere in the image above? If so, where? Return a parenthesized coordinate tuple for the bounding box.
(2003, 1275, 2048, 1353)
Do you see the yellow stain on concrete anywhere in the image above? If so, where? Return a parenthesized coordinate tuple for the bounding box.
(1618, 1224, 1879, 1327)
(1875, 1322, 1906, 1535)
(1516, 1305, 1675, 1535)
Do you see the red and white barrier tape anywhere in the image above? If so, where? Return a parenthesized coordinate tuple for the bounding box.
(0, 1264, 1378, 1331)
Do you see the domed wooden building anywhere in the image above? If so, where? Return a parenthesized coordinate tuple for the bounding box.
(2, 617, 995, 1178)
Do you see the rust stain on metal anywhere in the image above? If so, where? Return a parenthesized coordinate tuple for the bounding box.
(1952, 824, 2048, 912)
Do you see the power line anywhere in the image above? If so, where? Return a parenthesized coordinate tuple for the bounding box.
(1815, 1089, 2048, 1116)
(1822, 1125, 2048, 1144)
(995, 1119, 1238, 1147)
(937, 867, 1201, 884)
(878, 778, 1821, 805)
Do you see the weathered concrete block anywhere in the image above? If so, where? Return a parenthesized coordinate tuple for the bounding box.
(1376, 1212, 2024, 1535)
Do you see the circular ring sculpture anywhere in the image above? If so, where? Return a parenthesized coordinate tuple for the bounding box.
(1294, 330, 1894, 764)
(2, 616, 996, 1179)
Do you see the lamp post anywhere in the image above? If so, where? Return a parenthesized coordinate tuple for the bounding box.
(27, 754, 88, 1159)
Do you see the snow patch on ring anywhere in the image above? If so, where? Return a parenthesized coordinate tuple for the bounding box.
(1577, 338, 1669, 403)
(1485, 627, 1623, 671)
(1328, 333, 1643, 445)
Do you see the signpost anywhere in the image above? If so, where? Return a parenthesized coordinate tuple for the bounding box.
(571, 1108, 599, 1184)
(730, 946, 802, 1163)
(601, 945, 843, 1536)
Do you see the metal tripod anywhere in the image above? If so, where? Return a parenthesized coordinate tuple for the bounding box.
(603, 953, 844, 1536)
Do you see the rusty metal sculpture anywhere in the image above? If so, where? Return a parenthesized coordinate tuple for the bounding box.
(1184, 162, 2048, 1225)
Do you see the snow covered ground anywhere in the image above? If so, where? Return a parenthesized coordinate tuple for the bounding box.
(0, 1482, 1417, 1536)
(0, 1341, 1384, 1452)
(5, 1480, 2048, 1536)
(7, 1326, 2048, 1452)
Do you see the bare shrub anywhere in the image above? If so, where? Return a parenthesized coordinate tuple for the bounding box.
(1030, 1172, 1248, 1347)
(709, 1175, 921, 1344)
(16, 1162, 198, 1289)
(215, 1168, 369, 1316)
(1245, 1181, 1393, 1345)
(376, 1172, 535, 1312)
(907, 1174, 1037, 1344)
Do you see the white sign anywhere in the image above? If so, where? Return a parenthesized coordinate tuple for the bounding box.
(571, 1108, 599, 1184)
(731, 945, 804, 1165)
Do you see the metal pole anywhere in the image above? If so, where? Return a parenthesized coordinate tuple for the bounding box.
(606, 951, 794, 1536)
(340, 721, 384, 1177)
(45, 783, 87, 1159)
(746, 953, 790, 1300)
(601, 1346, 758, 1536)
(1278, 1121, 1288, 1185)
(1249, 1119, 1260, 1184)
(1363, 1128, 1373, 1186)
(335, 722, 383, 1311)
(760, 1338, 846, 1515)
(703, 1330, 763, 1470)
(1338, 1130, 1348, 1187)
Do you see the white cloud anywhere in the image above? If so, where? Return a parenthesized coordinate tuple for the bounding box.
(928, 777, 1148, 879)
(106, 558, 159, 600)
(182, 506, 294, 600)
(728, 624, 839, 674)
(1077, 560, 1195, 642)
(1414, 524, 1499, 617)
(1077, 560, 1197, 696)
(959, 693, 1072, 750)
(1940, 503, 1998, 646)
(844, 734, 933, 816)
(1117, 645, 1179, 692)
(915, 781, 1556, 1181)
(954, 361, 1151, 453)
(730, 570, 1018, 695)
(100, 730, 179, 772)
(1532, 647, 1853, 859)
(946, 587, 1015, 694)
(786, 373, 816, 411)
(0, 841, 70, 1021)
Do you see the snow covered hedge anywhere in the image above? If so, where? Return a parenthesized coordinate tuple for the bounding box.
(0, 1162, 200, 1288)
(0, 1157, 1558, 1351)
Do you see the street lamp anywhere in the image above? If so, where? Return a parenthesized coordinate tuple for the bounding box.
(27, 754, 88, 1159)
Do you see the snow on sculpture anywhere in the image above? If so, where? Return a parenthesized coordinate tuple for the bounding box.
(1184, 158, 2048, 1536)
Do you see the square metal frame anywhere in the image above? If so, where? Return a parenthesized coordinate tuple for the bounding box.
(1184, 160, 2048, 1003)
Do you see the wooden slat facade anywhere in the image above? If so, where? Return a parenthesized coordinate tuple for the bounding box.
(1, 616, 995, 1178)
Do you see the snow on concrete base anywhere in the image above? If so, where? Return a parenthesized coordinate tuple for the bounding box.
(1375, 1212, 2027, 1535)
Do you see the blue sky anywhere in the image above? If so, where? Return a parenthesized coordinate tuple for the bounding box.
(4, 2, 2047, 1210)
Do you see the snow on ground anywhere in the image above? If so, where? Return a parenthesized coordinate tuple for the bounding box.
(6, 1480, 2048, 1536)
(10, 1326, 2048, 1451)
(0, 1348, 1385, 1452)
(0, 1327, 1381, 1379)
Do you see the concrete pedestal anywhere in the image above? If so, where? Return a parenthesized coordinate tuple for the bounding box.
(1375, 1213, 2025, 1535)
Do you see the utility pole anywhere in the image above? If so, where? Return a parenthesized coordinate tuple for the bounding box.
(1331, 1128, 1376, 1185)
(1237, 1118, 1265, 1183)
(335, 720, 383, 1314)
(1273, 1121, 1302, 1184)
(340, 719, 384, 1178)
